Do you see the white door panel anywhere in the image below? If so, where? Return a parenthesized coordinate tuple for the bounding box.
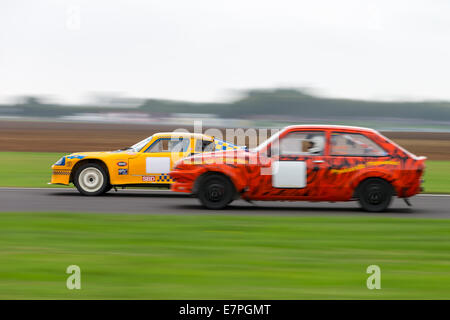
(272, 161, 307, 188)
(146, 157, 171, 174)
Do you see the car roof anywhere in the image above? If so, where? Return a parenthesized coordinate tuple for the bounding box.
(154, 132, 214, 140)
(283, 124, 379, 134)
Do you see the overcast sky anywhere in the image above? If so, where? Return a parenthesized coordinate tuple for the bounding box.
(1, 0, 449, 104)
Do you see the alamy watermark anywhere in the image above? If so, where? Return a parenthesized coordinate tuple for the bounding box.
(66, 265, 81, 290)
(166, 121, 281, 173)
(66, 5, 81, 31)
(366, 265, 381, 290)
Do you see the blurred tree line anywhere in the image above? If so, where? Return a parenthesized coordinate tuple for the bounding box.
(140, 89, 450, 120)
(2, 89, 450, 121)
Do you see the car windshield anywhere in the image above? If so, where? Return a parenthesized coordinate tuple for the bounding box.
(129, 136, 153, 152)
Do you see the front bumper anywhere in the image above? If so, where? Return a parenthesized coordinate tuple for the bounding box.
(50, 168, 71, 185)
(171, 182, 193, 194)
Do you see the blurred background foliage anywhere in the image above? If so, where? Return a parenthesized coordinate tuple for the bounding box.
(2, 88, 450, 122)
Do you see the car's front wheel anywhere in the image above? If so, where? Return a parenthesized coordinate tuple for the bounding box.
(197, 174, 235, 209)
(358, 178, 393, 212)
(74, 163, 110, 196)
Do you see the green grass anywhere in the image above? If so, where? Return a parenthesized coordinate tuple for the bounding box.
(423, 161, 450, 193)
(0, 213, 449, 299)
(0, 151, 449, 193)
(0, 152, 65, 188)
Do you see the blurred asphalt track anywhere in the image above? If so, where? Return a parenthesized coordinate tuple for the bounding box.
(0, 188, 449, 218)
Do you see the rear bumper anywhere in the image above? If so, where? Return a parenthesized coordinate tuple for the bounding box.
(397, 182, 423, 198)
(420, 179, 425, 193)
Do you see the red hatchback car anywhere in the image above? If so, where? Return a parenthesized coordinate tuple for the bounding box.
(170, 125, 426, 212)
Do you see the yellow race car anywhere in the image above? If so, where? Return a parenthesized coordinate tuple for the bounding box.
(50, 132, 244, 196)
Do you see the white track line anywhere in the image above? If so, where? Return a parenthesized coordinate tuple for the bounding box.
(0, 187, 172, 192)
(416, 194, 450, 197)
(0, 187, 449, 197)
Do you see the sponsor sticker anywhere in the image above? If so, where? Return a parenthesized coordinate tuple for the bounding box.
(330, 161, 400, 174)
(118, 169, 128, 175)
(142, 176, 156, 182)
(67, 155, 86, 160)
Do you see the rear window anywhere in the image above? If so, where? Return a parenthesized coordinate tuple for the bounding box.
(330, 133, 387, 157)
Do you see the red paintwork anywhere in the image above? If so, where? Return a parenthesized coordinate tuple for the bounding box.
(170, 125, 426, 202)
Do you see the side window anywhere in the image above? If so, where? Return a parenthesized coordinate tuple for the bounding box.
(330, 133, 387, 156)
(146, 138, 190, 153)
(278, 131, 325, 156)
(195, 139, 215, 152)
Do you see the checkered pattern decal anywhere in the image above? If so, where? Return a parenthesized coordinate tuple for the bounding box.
(214, 139, 245, 151)
(52, 170, 71, 176)
(156, 174, 173, 183)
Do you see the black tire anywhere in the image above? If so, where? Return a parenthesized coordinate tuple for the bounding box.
(197, 174, 235, 209)
(358, 178, 393, 212)
(74, 163, 110, 196)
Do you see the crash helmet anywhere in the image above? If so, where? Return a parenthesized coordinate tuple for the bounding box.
(308, 135, 325, 154)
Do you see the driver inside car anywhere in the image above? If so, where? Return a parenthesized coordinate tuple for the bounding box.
(307, 135, 325, 154)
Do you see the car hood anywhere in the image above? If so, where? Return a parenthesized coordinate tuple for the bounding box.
(67, 150, 138, 159)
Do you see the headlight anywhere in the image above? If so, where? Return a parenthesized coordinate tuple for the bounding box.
(54, 157, 66, 166)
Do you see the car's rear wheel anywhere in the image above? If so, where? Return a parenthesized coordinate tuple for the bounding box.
(74, 163, 110, 196)
(197, 174, 235, 209)
(358, 178, 393, 212)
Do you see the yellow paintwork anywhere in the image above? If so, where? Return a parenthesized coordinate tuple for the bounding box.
(50, 132, 222, 186)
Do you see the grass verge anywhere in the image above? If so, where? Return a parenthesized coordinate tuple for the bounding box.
(0, 152, 66, 188)
(0, 213, 449, 299)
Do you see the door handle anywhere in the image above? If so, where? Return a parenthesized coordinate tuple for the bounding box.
(312, 160, 325, 163)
